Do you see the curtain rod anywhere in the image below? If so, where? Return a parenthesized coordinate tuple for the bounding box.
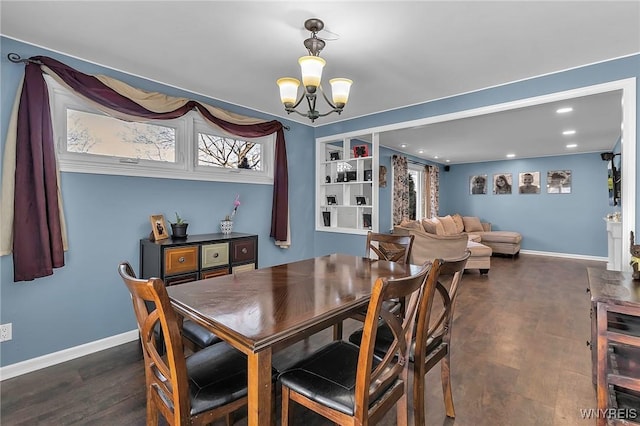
(392, 154, 427, 166)
(7, 53, 42, 65)
(7, 52, 291, 131)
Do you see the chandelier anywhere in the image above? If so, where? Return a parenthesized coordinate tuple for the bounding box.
(277, 18, 352, 123)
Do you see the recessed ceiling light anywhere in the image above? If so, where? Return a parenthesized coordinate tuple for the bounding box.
(445, 159, 450, 163)
(557, 107, 573, 114)
(506, 154, 516, 158)
(400, 144, 407, 148)
(433, 155, 439, 159)
(566, 143, 578, 148)
(562, 130, 576, 135)
(418, 150, 424, 154)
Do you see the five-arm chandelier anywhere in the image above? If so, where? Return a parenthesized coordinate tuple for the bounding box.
(277, 18, 352, 123)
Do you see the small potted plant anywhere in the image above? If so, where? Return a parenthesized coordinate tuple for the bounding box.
(171, 212, 189, 239)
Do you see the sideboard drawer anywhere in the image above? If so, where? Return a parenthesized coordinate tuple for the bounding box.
(165, 272, 198, 286)
(232, 239, 256, 263)
(165, 246, 198, 275)
(201, 243, 229, 269)
(201, 267, 229, 279)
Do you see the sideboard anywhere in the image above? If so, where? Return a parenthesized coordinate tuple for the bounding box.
(140, 232, 258, 285)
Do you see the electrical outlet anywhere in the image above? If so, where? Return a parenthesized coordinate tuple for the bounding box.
(0, 323, 12, 342)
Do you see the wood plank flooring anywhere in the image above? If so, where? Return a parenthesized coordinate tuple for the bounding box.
(1, 254, 602, 425)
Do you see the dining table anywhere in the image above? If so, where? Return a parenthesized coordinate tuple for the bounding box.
(166, 252, 422, 425)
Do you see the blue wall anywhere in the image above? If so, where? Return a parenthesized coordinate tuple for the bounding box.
(0, 37, 317, 366)
(438, 153, 611, 256)
(1, 35, 638, 368)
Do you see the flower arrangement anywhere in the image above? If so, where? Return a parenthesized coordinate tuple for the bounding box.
(224, 195, 241, 221)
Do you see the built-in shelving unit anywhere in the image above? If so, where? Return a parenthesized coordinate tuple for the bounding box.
(316, 133, 379, 234)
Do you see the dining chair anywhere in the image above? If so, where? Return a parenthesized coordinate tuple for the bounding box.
(366, 231, 415, 264)
(348, 251, 470, 423)
(118, 261, 250, 426)
(278, 260, 442, 426)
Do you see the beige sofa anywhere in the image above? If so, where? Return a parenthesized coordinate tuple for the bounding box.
(393, 214, 522, 275)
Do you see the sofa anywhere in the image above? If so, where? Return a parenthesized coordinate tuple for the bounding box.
(393, 214, 522, 275)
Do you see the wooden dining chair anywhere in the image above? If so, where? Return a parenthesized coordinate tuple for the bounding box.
(413, 251, 470, 423)
(348, 251, 470, 424)
(366, 231, 415, 264)
(278, 260, 441, 426)
(118, 261, 250, 426)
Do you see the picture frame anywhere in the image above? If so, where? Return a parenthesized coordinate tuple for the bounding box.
(353, 144, 369, 158)
(326, 195, 337, 205)
(547, 170, 572, 194)
(322, 211, 331, 226)
(493, 173, 513, 195)
(329, 151, 340, 161)
(469, 174, 487, 195)
(362, 213, 372, 229)
(355, 196, 367, 206)
(150, 214, 169, 241)
(518, 171, 541, 194)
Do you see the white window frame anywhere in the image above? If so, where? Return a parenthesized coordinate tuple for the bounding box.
(408, 163, 424, 219)
(47, 76, 275, 184)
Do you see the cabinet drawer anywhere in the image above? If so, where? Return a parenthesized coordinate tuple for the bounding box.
(201, 243, 229, 268)
(164, 246, 198, 275)
(165, 272, 198, 286)
(232, 239, 256, 263)
(201, 267, 229, 279)
(232, 263, 255, 274)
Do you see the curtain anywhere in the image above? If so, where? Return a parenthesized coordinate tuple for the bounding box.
(424, 165, 439, 218)
(392, 155, 409, 225)
(2, 56, 289, 281)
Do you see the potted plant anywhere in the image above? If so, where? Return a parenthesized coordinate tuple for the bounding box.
(170, 212, 189, 239)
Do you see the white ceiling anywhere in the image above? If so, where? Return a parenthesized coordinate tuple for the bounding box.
(1, 1, 639, 164)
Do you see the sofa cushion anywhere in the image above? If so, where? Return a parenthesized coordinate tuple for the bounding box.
(479, 231, 522, 244)
(452, 214, 465, 233)
(401, 219, 423, 231)
(421, 219, 438, 234)
(463, 216, 484, 232)
(468, 234, 482, 243)
(427, 218, 445, 235)
(467, 240, 493, 257)
(438, 215, 458, 235)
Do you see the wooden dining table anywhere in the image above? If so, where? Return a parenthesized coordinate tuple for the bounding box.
(166, 252, 422, 425)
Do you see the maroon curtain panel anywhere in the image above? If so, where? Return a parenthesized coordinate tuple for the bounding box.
(11, 56, 288, 281)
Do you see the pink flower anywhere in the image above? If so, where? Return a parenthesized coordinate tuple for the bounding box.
(230, 195, 240, 219)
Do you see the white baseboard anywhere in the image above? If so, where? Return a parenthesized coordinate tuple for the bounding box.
(0, 329, 139, 381)
(519, 249, 608, 262)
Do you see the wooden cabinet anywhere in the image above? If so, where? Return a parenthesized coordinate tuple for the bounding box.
(588, 267, 640, 425)
(140, 232, 258, 284)
(316, 133, 379, 234)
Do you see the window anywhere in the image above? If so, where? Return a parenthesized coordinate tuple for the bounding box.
(47, 76, 275, 184)
(408, 165, 424, 220)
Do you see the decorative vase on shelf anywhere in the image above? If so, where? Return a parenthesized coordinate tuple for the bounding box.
(220, 219, 233, 235)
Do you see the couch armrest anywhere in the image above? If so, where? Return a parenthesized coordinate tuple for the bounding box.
(482, 222, 492, 232)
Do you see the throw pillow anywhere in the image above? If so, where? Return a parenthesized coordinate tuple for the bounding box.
(402, 220, 423, 231)
(438, 215, 458, 235)
(452, 213, 465, 233)
(463, 216, 484, 232)
(421, 219, 437, 234)
(430, 217, 446, 235)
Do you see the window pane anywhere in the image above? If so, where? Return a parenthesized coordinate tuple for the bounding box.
(66, 109, 176, 162)
(197, 133, 262, 170)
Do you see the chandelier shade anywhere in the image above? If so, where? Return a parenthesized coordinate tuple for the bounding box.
(276, 18, 352, 123)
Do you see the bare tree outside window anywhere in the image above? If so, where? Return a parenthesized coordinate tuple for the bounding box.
(198, 133, 261, 170)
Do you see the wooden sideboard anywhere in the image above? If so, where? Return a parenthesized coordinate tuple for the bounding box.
(587, 267, 640, 424)
(140, 232, 258, 285)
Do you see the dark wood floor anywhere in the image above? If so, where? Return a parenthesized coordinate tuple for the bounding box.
(1, 254, 602, 425)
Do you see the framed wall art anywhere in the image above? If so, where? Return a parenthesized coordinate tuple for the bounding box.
(469, 174, 487, 195)
(493, 173, 513, 195)
(547, 170, 572, 193)
(518, 171, 540, 194)
(150, 214, 169, 241)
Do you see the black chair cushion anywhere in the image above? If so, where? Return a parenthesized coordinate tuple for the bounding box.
(186, 342, 279, 416)
(348, 324, 443, 363)
(182, 320, 222, 348)
(278, 341, 394, 416)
